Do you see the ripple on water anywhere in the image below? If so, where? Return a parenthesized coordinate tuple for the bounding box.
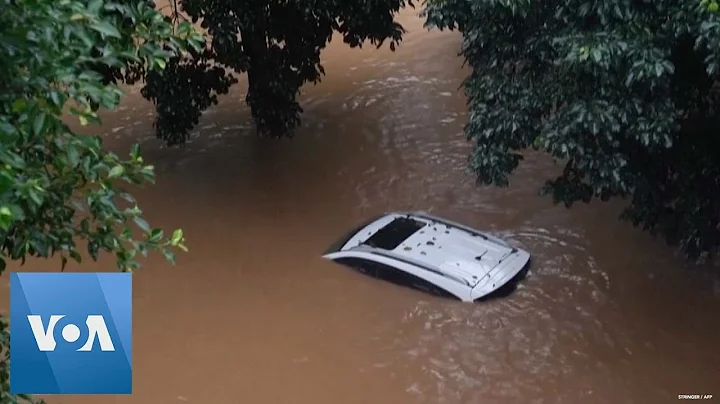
(364, 225, 625, 404)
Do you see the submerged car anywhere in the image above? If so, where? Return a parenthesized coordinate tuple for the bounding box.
(323, 212, 530, 302)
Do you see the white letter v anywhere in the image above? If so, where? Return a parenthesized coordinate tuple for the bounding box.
(27, 315, 64, 352)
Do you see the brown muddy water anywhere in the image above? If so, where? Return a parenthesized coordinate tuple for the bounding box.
(3, 9, 720, 404)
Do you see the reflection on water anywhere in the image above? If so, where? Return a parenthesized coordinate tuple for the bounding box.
(2, 8, 719, 404)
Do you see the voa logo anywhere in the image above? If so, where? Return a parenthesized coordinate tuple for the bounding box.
(27, 314, 115, 352)
(10, 272, 133, 395)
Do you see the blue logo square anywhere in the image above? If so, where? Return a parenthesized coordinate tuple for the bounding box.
(10, 272, 132, 394)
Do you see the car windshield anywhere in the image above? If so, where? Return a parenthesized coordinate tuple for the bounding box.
(364, 217, 426, 250)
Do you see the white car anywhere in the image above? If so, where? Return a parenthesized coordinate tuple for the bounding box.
(323, 212, 530, 302)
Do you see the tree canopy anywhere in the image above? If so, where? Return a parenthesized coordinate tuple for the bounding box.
(424, 0, 720, 259)
(137, 0, 413, 145)
(0, 0, 190, 401)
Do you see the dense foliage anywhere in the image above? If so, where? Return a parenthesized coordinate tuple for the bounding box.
(133, 0, 413, 145)
(0, 0, 191, 401)
(424, 0, 720, 258)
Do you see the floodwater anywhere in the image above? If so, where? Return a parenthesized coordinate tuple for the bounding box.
(3, 9, 720, 404)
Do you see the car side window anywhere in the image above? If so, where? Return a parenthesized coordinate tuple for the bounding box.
(333, 258, 376, 275)
(367, 261, 458, 300)
(333, 257, 458, 300)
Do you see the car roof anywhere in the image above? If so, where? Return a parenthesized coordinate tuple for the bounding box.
(337, 212, 517, 287)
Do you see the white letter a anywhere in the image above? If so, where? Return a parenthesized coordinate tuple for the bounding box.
(78, 315, 115, 352)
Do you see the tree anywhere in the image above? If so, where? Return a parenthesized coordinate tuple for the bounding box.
(135, 0, 414, 145)
(0, 0, 192, 401)
(423, 0, 720, 259)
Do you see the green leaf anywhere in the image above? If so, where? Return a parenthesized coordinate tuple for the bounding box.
(49, 91, 63, 108)
(29, 237, 49, 256)
(33, 112, 47, 136)
(170, 229, 183, 246)
(89, 21, 121, 38)
(108, 165, 125, 179)
(0, 120, 17, 135)
(125, 260, 141, 271)
(27, 189, 44, 206)
(88, 0, 103, 13)
(162, 249, 176, 264)
(130, 144, 141, 160)
(69, 250, 82, 263)
(74, 27, 94, 47)
(81, 218, 90, 233)
(149, 229, 163, 243)
(68, 145, 80, 167)
(133, 216, 150, 232)
(11, 237, 27, 259)
(155, 58, 167, 69)
(655, 64, 664, 77)
(0, 173, 13, 196)
(0, 214, 11, 231)
(11, 99, 26, 112)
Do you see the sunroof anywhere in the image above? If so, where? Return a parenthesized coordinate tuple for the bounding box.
(364, 217, 426, 250)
